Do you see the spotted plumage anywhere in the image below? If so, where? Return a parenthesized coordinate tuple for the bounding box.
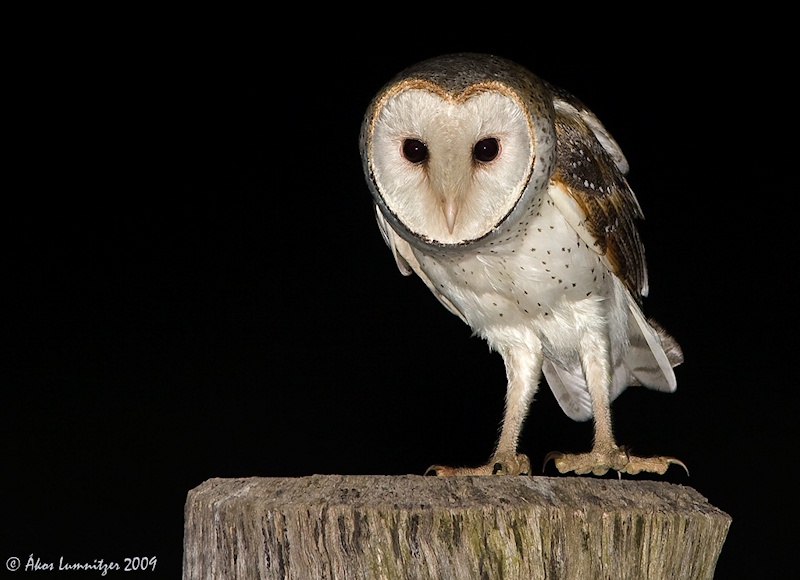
(360, 53, 684, 476)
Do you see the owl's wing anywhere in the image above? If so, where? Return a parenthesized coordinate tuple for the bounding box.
(543, 353, 638, 422)
(548, 95, 649, 299)
(548, 85, 630, 174)
(375, 205, 413, 276)
(624, 299, 683, 392)
(541, 360, 593, 421)
(375, 205, 469, 323)
(543, 95, 681, 406)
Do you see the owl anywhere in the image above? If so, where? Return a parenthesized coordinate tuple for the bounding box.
(359, 54, 684, 476)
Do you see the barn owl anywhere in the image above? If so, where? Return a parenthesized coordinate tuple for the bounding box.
(359, 54, 684, 476)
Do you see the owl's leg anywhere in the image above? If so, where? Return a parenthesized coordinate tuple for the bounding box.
(545, 330, 687, 476)
(427, 344, 541, 476)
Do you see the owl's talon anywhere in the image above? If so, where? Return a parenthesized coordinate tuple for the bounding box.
(424, 464, 459, 476)
(424, 453, 530, 476)
(542, 451, 565, 472)
(424, 463, 492, 476)
(544, 447, 688, 476)
(665, 457, 690, 476)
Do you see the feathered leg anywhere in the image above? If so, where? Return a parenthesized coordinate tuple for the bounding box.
(545, 329, 687, 476)
(427, 343, 542, 476)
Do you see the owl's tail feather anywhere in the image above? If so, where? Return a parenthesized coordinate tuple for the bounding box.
(623, 299, 683, 392)
(542, 361, 594, 422)
(543, 299, 682, 423)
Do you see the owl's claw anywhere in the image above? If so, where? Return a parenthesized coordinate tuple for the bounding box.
(542, 451, 565, 473)
(543, 447, 688, 476)
(425, 452, 531, 476)
(424, 464, 492, 476)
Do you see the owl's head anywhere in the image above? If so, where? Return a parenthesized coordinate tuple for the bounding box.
(360, 54, 557, 247)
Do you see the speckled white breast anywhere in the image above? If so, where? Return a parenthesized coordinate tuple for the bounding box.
(410, 190, 629, 365)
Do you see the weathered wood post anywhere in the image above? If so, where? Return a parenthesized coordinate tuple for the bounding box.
(182, 474, 730, 579)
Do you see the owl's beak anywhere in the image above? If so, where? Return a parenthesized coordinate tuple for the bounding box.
(430, 149, 469, 235)
(442, 199, 459, 234)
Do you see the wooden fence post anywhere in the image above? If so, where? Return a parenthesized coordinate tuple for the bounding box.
(183, 474, 730, 579)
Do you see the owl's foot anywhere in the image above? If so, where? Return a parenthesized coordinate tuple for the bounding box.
(425, 452, 531, 476)
(543, 446, 688, 476)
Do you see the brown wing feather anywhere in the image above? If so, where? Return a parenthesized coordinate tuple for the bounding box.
(551, 101, 648, 300)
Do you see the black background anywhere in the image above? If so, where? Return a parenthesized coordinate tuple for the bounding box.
(2, 17, 791, 578)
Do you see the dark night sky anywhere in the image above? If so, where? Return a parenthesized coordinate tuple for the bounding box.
(2, 21, 791, 577)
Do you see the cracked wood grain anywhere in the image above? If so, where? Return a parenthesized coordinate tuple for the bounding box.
(183, 475, 730, 579)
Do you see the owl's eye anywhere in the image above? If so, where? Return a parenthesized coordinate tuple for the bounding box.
(402, 139, 428, 164)
(473, 138, 500, 163)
